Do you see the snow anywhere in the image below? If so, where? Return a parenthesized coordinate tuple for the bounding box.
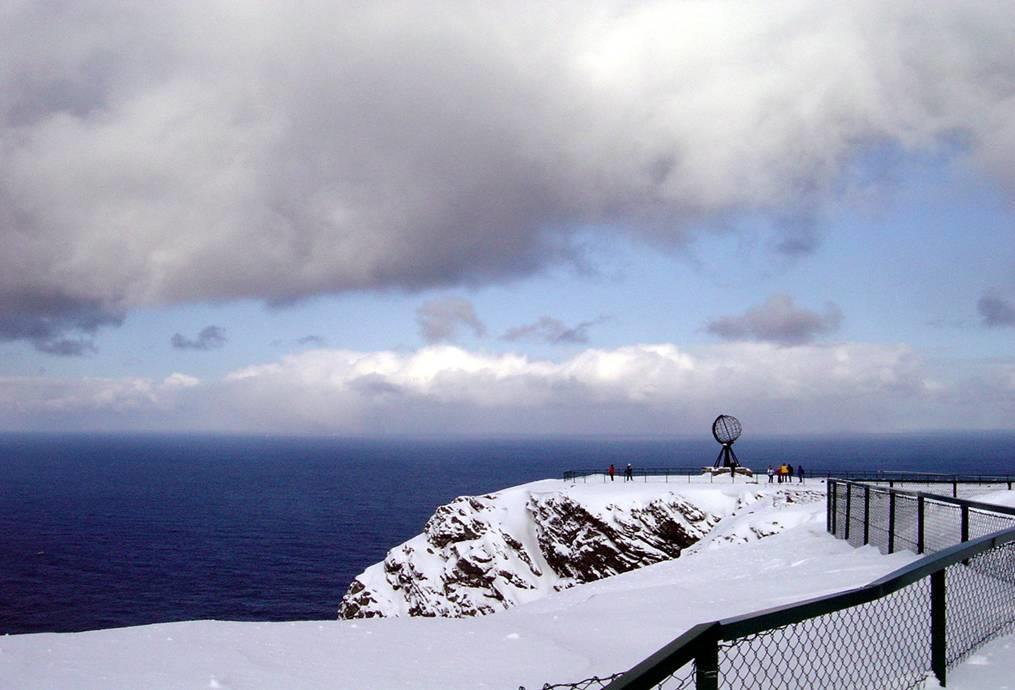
(3, 477, 1013, 689)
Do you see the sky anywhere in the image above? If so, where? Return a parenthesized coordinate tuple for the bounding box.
(1, 1, 1013, 435)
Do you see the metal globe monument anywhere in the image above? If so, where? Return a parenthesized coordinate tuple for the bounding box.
(711, 414, 748, 476)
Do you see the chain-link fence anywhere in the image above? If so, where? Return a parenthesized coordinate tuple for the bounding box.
(531, 478, 1015, 690)
(829, 480, 1015, 556)
(533, 480, 1015, 690)
(718, 580, 930, 690)
(520, 673, 625, 690)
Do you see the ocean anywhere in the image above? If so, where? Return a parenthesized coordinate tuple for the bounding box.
(1, 431, 1012, 634)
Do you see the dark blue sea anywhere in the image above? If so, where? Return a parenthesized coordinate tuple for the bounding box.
(1, 432, 1012, 634)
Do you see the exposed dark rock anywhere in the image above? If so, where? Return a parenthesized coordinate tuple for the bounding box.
(339, 488, 722, 619)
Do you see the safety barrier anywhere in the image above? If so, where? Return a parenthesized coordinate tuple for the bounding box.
(528, 479, 1015, 689)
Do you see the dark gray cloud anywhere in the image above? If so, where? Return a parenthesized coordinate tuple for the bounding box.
(171, 326, 228, 351)
(502, 316, 605, 344)
(707, 295, 843, 346)
(0, 292, 122, 356)
(297, 335, 328, 347)
(978, 296, 1015, 327)
(417, 298, 486, 343)
(2, 3, 1015, 344)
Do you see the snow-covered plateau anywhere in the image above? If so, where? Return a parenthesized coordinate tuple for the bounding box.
(3, 478, 1014, 689)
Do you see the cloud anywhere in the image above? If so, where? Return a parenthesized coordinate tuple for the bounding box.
(417, 298, 486, 343)
(502, 316, 605, 344)
(707, 295, 843, 346)
(3, 3, 1015, 342)
(0, 373, 203, 431)
(5, 342, 1014, 434)
(0, 292, 123, 355)
(297, 335, 328, 347)
(978, 295, 1015, 327)
(170, 325, 227, 351)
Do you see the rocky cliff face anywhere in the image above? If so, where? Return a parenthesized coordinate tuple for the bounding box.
(338, 481, 736, 619)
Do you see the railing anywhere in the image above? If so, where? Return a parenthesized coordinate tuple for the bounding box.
(829, 479, 1015, 555)
(531, 478, 1015, 690)
(563, 467, 725, 482)
(562, 467, 1015, 493)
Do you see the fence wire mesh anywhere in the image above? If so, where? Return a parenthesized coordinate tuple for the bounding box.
(829, 480, 1015, 557)
(523, 666, 694, 690)
(846, 484, 866, 548)
(894, 494, 920, 553)
(719, 581, 930, 690)
(536, 480, 1015, 690)
(944, 542, 1015, 667)
(867, 488, 891, 552)
(523, 673, 626, 690)
(969, 508, 1015, 541)
(923, 500, 961, 553)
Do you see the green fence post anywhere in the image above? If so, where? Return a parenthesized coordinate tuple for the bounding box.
(888, 491, 896, 554)
(830, 481, 837, 535)
(844, 484, 852, 541)
(695, 640, 719, 690)
(863, 485, 871, 546)
(931, 569, 947, 687)
(918, 496, 925, 554)
(826, 482, 832, 533)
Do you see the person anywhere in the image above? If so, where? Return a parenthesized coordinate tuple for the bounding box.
(798, 465, 805, 483)
(787, 464, 794, 482)
(767, 466, 774, 483)
(608, 464, 615, 481)
(624, 463, 633, 482)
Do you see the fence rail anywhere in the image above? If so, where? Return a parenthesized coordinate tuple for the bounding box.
(531, 477, 1015, 690)
(562, 467, 1015, 493)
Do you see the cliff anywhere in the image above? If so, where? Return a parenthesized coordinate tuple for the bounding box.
(339, 479, 823, 619)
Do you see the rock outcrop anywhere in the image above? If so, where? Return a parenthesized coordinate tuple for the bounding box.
(338, 482, 727, 619)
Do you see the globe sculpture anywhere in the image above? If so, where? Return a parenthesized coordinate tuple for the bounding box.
(712, 414, 743, 469)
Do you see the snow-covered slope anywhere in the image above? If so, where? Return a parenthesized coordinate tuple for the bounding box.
(339, 478, 823, 618)
(4, 478, 1011, 689)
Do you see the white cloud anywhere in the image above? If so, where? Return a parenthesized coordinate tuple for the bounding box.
(3, 2, 1015, 345)
(163, 372, 201, 388)
(8, 341, 1007, 434)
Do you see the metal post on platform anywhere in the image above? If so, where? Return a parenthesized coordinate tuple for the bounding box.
(888, 492, 897, 554)
(695, 641, 719, 690)
(844, 484, 852, 541)
(863, 485, 871, 546)
(961, 505, 969, 543)
(826, 483, 832, 533)
(918, 496, 926, 554)
(830, 481, 837, 535)
(931, 569, 947, 687)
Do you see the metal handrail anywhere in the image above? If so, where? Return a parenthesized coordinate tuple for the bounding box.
(563, 467, 1015, 488)
(603, 479, 1015, 690)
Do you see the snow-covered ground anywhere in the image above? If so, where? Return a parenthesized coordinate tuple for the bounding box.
(2, 478, 1013, 689)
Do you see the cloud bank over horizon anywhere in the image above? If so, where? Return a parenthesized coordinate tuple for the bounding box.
(4, 2, 1015, 347)
(2, 341, 1011, 435)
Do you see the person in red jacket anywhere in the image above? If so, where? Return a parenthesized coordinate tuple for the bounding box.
(608, 464, 615, 481)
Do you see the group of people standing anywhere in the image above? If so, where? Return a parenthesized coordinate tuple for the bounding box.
(607, 463, 635, 481)
(768, 464, 804, 483)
